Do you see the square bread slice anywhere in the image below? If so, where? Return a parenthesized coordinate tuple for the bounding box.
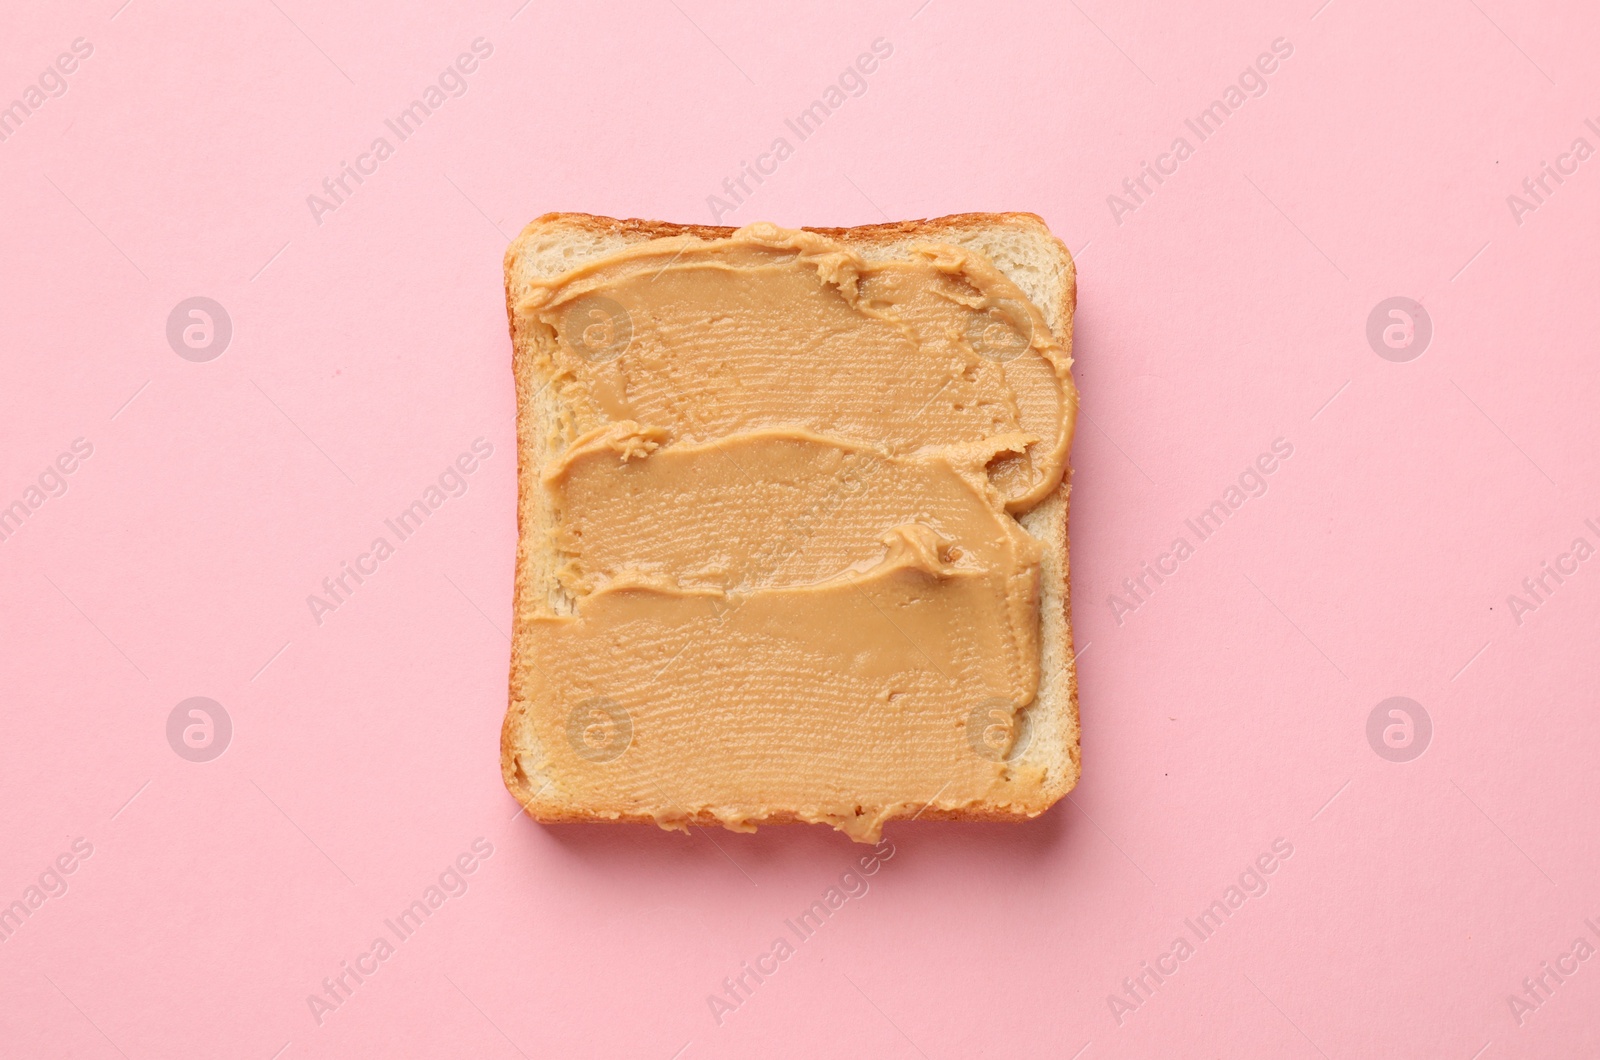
(501, 212, 1079, 840)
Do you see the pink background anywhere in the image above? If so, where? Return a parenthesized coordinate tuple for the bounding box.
(3, 1, 1598, 1057)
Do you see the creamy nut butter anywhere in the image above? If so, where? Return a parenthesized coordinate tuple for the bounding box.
(508, 223, 1075, 841)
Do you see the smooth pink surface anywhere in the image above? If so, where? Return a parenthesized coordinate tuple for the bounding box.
(3, 1, 1598, 1057)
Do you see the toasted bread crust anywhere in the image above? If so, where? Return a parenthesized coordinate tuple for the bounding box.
(505, 209, 1067, 251)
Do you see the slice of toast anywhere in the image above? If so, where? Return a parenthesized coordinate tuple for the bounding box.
(501, 212, 1079, 838)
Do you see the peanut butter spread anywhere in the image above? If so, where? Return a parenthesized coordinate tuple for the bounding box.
(511, 223, 1075, 841)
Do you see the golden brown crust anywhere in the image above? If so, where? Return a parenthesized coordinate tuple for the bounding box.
(506, 209, 1062, 250)
(501, 212, 1078, 836)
